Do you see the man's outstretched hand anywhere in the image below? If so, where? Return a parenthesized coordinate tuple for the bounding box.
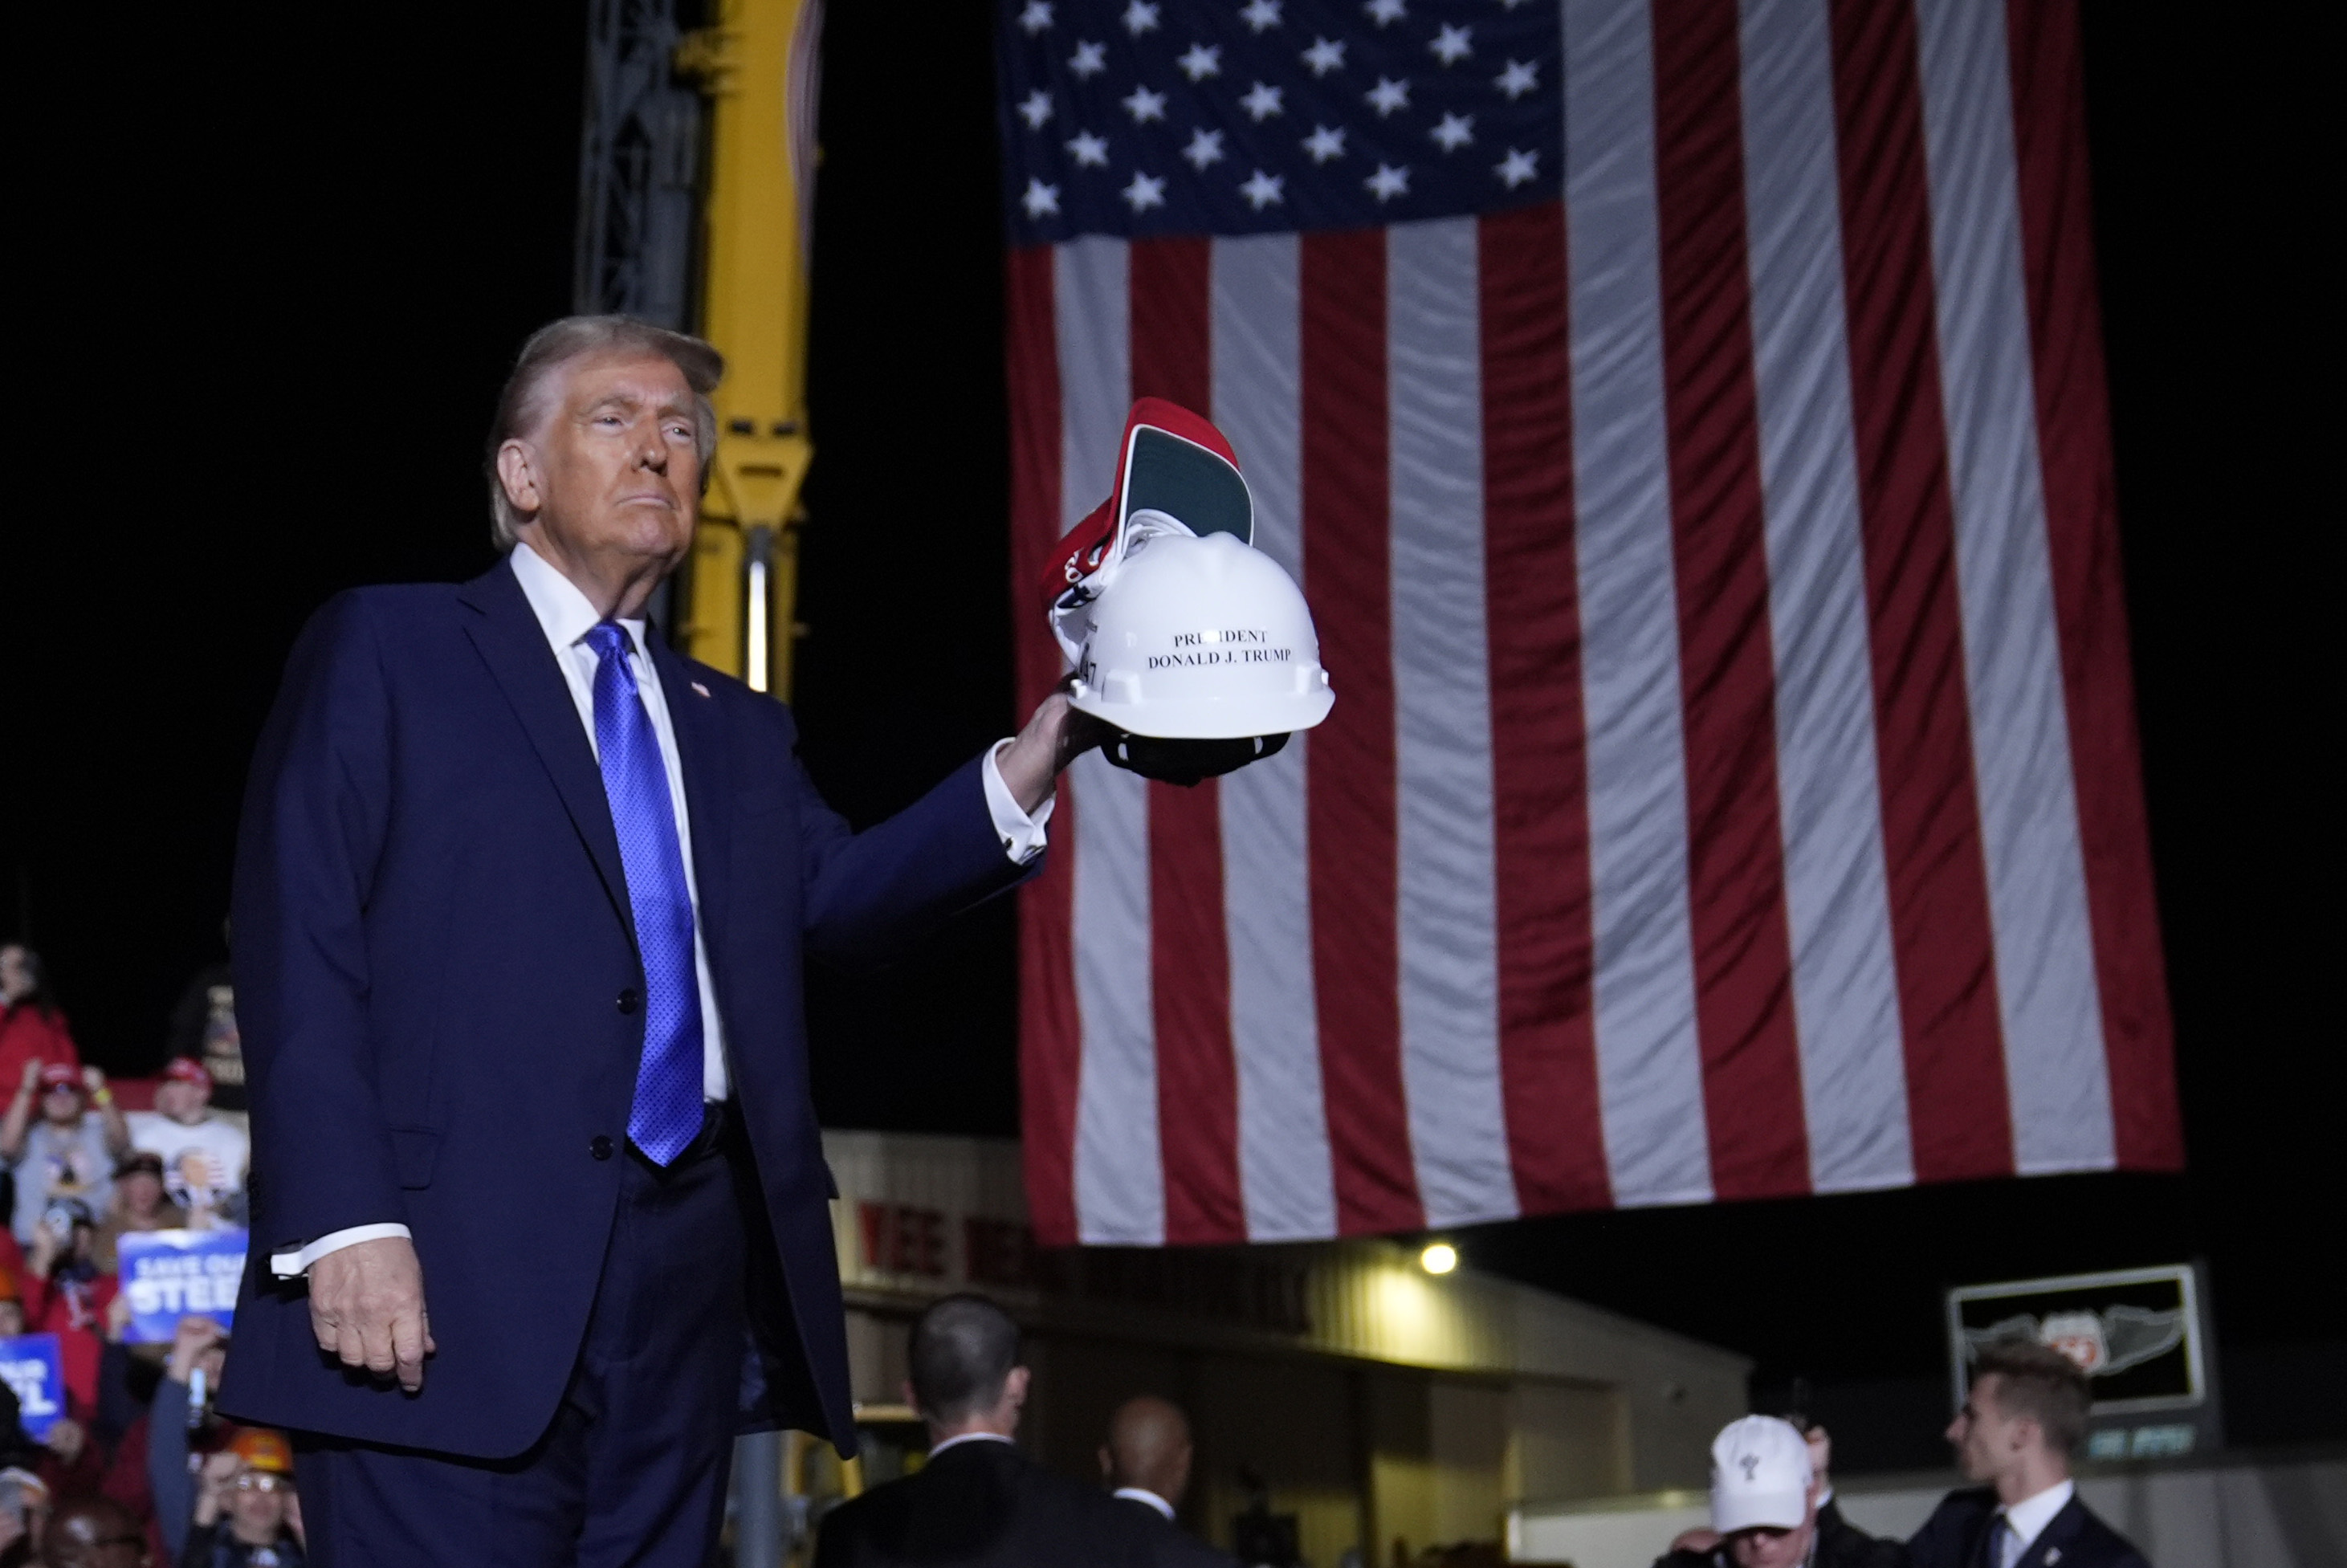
(308, 1236, 435, 1393)
(996, 690, 1110, 816)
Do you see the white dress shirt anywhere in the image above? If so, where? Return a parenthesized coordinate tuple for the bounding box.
(1994, 1478, 2075, 1568)
(926, 1431, 1017, 1459)
(1111, 1486, 1176, 1521)
(273, 543, 1052, 1277)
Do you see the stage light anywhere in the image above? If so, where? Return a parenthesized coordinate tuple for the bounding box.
(1420, 1241, 1457, 1275)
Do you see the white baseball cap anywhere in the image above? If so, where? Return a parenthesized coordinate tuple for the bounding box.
(1709, 1415, 1813, 1533)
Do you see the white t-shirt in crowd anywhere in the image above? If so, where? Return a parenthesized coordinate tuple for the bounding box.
(125, 1110, 250, 1207)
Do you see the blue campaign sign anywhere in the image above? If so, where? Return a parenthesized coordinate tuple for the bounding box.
(0, 1333, 67, 1440)
(116, 1227, 249, 1343)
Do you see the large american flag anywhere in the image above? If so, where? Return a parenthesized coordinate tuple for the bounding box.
(1000, 0, 2178, 1248)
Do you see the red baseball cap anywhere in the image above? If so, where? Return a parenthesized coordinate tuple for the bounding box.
(165, 1057, 214, 1089)
(1042, 397, 1253, 612)
(38, 1064, 81, 1091)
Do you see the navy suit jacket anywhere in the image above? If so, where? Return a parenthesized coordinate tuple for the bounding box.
(1909, 1486, 2150, 1568)
(220, 557, 1029, 1458)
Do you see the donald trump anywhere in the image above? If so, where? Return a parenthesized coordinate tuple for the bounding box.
(223, 316, 1085, 1563)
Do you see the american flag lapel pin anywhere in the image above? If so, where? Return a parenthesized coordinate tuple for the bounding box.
(691, 681, 711, 698)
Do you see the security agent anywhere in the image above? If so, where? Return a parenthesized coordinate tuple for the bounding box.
(1101, 1395, 1241, 1567)
(1911, 1340, 2149, 1568)
(813, 1293, 1161, 1566)
(1656, 1415, 1906, 1568)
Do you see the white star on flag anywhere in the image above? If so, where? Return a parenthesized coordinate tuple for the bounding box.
(1123, 84, 1168, 122)
(1122, 0, 1159, 35)
(1367, 76, 1410, 116)
(1240, 169, 1286, 210)
(1066, 130, 1110, 166)
(1184, 128, 1227, 169)
(1021, 178, 1061, 218)
(1302, 124, 1347, 163)
(1018, 90, 1053, 129)
(1240, 0, 1282, 32)
(1495, 59, 1538, 100)
(1302, 36, 1346, 75)
(1364, 0, 1406, 26)
(1431, 112, 1473, 150)
(1070, 40, 1107, 78)
(1241, 81, 1284, 120)
(1018, 0, 1053, 34)
(1177, 43, 1221, 80)
(1366, 162, 1410, 201)
(1494, 147, 1539, 188)
(1122, 170, 1167, 210)
(1429, 23, 1472, 64)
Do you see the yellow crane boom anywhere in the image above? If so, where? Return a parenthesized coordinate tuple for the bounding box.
(674, 0, 821, 698)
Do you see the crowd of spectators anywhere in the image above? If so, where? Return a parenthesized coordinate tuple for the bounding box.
(0, 942, 293, 1568)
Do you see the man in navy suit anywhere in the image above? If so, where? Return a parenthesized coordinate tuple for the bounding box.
(1910, 1341, 2150, 1568)
(222, 316, 1086, 1565)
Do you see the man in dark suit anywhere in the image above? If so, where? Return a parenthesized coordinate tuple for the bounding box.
(813, 1294, 1159, 1566)
(222, 316, 1086, 1564)
(1909, 1341, 2149, 1568)
(1100, 1395, 1240, 1568)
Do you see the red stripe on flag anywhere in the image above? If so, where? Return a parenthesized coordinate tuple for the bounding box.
(1828, 0, 2014, 1182)
(1128, 237, 1246, 1242)
(1477, 202, 1612, 1213)
(1300, 230, 1420, 1235)
(2002, 0, 2179, 1168)
(1651, 0, 1811, 1200)
(1005, 244, 1082, 1248)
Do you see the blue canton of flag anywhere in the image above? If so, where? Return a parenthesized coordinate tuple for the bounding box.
(998, 0, 1563, 240)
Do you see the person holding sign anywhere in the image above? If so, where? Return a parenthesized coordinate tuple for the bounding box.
(225, 316, 1094, 1566)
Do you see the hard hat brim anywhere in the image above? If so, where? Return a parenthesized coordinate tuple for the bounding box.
(1068, 684, 1334, 740)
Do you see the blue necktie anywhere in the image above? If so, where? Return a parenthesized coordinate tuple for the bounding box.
(585, 622, 705, 1166)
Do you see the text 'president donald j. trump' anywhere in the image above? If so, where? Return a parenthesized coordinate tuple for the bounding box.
(222, 316, 1089, 1564)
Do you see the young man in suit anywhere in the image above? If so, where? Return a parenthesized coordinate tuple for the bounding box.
(1910, 1341, 2150, 1568)
(226, 317, 1090, 1564)
(813, 1294, 1157, 1566)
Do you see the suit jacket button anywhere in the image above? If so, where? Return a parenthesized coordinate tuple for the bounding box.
(590, 1135, 614, 1161)
(617, 988, 641, 1015)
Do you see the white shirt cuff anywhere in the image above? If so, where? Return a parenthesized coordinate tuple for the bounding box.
(981, 739, 1053, 864)
(270, 1223, 413, 1278)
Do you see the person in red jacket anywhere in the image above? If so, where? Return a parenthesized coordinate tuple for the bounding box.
(0, 947, 78, 1093)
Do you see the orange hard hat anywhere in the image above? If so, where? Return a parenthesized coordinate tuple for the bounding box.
(228, 1427, 295, 1475)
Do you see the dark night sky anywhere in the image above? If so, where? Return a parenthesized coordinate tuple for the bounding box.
(10, 4, 2333, 1456)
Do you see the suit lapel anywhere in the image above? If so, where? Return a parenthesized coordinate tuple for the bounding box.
(649, 629, 731, 985)
(2021, 1497, 2087, 1568)
(458, 560, 636, 947)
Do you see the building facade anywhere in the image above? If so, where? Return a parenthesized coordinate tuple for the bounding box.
(817, 1130, 1749, 1564)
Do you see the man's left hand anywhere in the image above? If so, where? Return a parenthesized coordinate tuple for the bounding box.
(996, 692, 1108, 816)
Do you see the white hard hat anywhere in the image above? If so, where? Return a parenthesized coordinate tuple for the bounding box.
(1066, 519, 1334, 743)
(1709, 1415, 1813, 1534)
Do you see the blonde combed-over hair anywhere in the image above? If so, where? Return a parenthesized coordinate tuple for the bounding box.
(483, 316, 725, 550)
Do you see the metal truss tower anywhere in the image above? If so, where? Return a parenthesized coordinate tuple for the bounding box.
(574, 0, 701, 328)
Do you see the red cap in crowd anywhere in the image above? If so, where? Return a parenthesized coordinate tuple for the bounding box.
(165, 1057, 214, 1089)
(38, 1063, 82, 1091)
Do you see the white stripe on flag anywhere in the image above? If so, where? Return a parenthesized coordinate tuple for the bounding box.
(1913, 0, 2114, 1173)
(1563, 0, 1713, 1208)
(1057, 238, 1164, 1244)
(1387, 215, 1518, 1228)
(1738, 0, 1914, 1192)
(1210, 232, 1339, 1242)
